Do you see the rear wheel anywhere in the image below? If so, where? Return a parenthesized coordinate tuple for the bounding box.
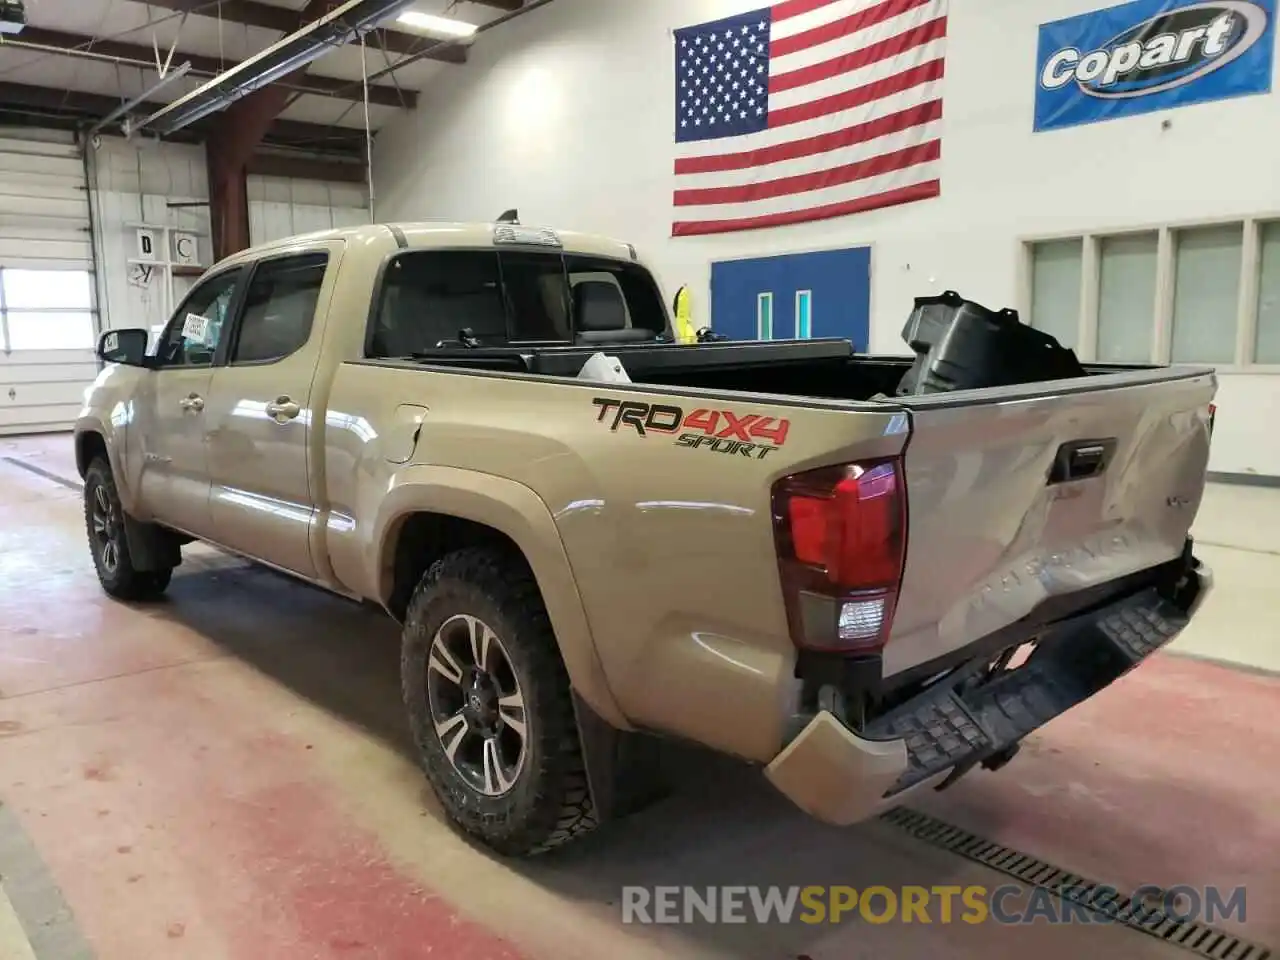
(84, 458, 172, 601)
(401, 547, 596, 857)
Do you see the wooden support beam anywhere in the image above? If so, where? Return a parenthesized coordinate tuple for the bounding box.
(247, 153, 367, 183)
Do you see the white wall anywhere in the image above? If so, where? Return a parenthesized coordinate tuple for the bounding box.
(248, 175, 370, 247)
(90, 137, 211, 336)
(372, 0, 1280, 477)
(90, 137, 371, 336)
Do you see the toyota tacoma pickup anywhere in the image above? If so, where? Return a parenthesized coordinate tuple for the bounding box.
(75, 221, 1215, 857)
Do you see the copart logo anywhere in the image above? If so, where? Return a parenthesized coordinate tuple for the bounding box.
(1040, 1, 1269, 98)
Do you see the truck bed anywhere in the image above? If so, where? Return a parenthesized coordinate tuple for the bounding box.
(377, 337, 1215, 688)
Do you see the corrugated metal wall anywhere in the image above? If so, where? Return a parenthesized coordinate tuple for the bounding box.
(0, 129, 100, 435)
(248, 175, 370, 246)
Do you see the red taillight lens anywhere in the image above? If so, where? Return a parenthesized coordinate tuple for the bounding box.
(1208, 403, 1217, 436)
(786, 463, 903, 586)
(773, 459, 907, 653)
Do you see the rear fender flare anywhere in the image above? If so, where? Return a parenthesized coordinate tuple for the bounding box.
(372, 465, 629, 731)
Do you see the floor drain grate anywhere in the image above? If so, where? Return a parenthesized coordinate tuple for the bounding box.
(881, 807, 1272, 959)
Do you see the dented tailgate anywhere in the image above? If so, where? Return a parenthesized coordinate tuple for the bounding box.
(883, 366, 1216, 678)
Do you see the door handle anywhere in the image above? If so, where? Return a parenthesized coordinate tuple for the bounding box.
(179, 394, 205, 413)
(1048, 438, 1116, 484)
(265, 397, 301, 422)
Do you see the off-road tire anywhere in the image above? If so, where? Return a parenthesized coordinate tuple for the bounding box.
(401, 547, 596, 857)
(84, 458, 173, 601)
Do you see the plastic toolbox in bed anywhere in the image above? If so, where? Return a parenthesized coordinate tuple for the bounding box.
(896, 290, 1083, 396)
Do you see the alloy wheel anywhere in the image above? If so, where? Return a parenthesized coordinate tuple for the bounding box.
(425, 614, 528, 797)
(90, 483, 121, 575)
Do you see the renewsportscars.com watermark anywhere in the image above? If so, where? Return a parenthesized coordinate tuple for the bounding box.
(621, 884, 1248, 926)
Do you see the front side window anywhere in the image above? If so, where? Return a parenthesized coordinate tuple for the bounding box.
(231, 253, 329, 364)
(155, 269, 244, 367)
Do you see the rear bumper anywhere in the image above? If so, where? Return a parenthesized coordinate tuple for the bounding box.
(765, 560, 1212, 827)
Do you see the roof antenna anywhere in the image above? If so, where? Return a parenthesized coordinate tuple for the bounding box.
(496, 209, 519, 224)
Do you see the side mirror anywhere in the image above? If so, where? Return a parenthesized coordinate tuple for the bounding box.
(97, 328, 149, 366)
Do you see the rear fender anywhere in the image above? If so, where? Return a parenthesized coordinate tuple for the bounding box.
(372, 465, 629, 731)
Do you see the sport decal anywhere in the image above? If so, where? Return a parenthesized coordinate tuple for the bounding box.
(592, 398, 791, 461)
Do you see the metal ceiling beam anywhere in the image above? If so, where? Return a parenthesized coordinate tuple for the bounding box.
(12, 26, 416, 108)
(134, 0, 420, 136)
(0, 80, 365, 155)
(134, 0, 467, 61)
(472, 0, 524, 9)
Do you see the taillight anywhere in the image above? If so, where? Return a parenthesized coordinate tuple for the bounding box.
(1208, 403, 1216, 436)
(772, 459, 907, 653)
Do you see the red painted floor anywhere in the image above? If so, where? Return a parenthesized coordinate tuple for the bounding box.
(0, 441, 522, 960)
(915, 654, 1280, 944)
(0, 433, 1275, 959)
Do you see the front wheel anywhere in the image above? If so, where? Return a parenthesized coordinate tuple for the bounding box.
(401, 547, 596, 857)
(84, 458, 172, 601)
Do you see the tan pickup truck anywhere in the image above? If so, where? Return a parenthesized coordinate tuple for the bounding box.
(75, 221, 1215, 858)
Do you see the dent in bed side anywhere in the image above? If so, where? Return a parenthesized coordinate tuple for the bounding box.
(369, 464, 631, 732)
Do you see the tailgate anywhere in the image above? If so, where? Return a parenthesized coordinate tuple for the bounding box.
(883, 367, 1216, 678)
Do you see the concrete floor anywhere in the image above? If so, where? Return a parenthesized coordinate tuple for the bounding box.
(0, 434, 1276, 959)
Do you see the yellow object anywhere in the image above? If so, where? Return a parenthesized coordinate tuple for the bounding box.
(673, 285, 697, 344)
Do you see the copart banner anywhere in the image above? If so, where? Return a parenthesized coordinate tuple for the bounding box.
(1034, 0, 1276, 131)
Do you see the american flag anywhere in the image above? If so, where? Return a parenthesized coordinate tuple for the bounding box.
(672, 0, 946, 237)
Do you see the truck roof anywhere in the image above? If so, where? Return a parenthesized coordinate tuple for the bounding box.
(213, 221, 642, 271)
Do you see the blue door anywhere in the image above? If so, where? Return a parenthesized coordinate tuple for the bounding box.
(709, 246, 871, 349)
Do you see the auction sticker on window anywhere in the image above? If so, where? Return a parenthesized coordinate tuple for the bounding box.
(182, 313, 210, 344)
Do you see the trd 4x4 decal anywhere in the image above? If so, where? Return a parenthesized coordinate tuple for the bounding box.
(592, 398, 790, 461)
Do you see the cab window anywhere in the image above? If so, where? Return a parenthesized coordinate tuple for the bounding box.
(154, 269, 244, 368)
(370, 251, 508, 356)
(367, 249, 664, 357)
(230, 253, 329, 364)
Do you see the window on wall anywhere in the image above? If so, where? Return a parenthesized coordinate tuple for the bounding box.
(795, 290, 812, 338)
(1025, 220, 1280, 368)
(1255, 222, 1280, 364)
(1097, 233, 1157, 363)
(1029, 239, 1082, 349)
(0, 268, 96, 351)
(1171, 224, 1241, 365)
(757, 292, 773, 340)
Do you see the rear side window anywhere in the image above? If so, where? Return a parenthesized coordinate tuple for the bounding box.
(231, 252, 329, 364)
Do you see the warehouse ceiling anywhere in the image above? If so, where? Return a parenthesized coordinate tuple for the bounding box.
(0, 0, 527, 157)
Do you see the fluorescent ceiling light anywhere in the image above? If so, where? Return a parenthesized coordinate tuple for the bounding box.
(397, 11, 478, 37)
